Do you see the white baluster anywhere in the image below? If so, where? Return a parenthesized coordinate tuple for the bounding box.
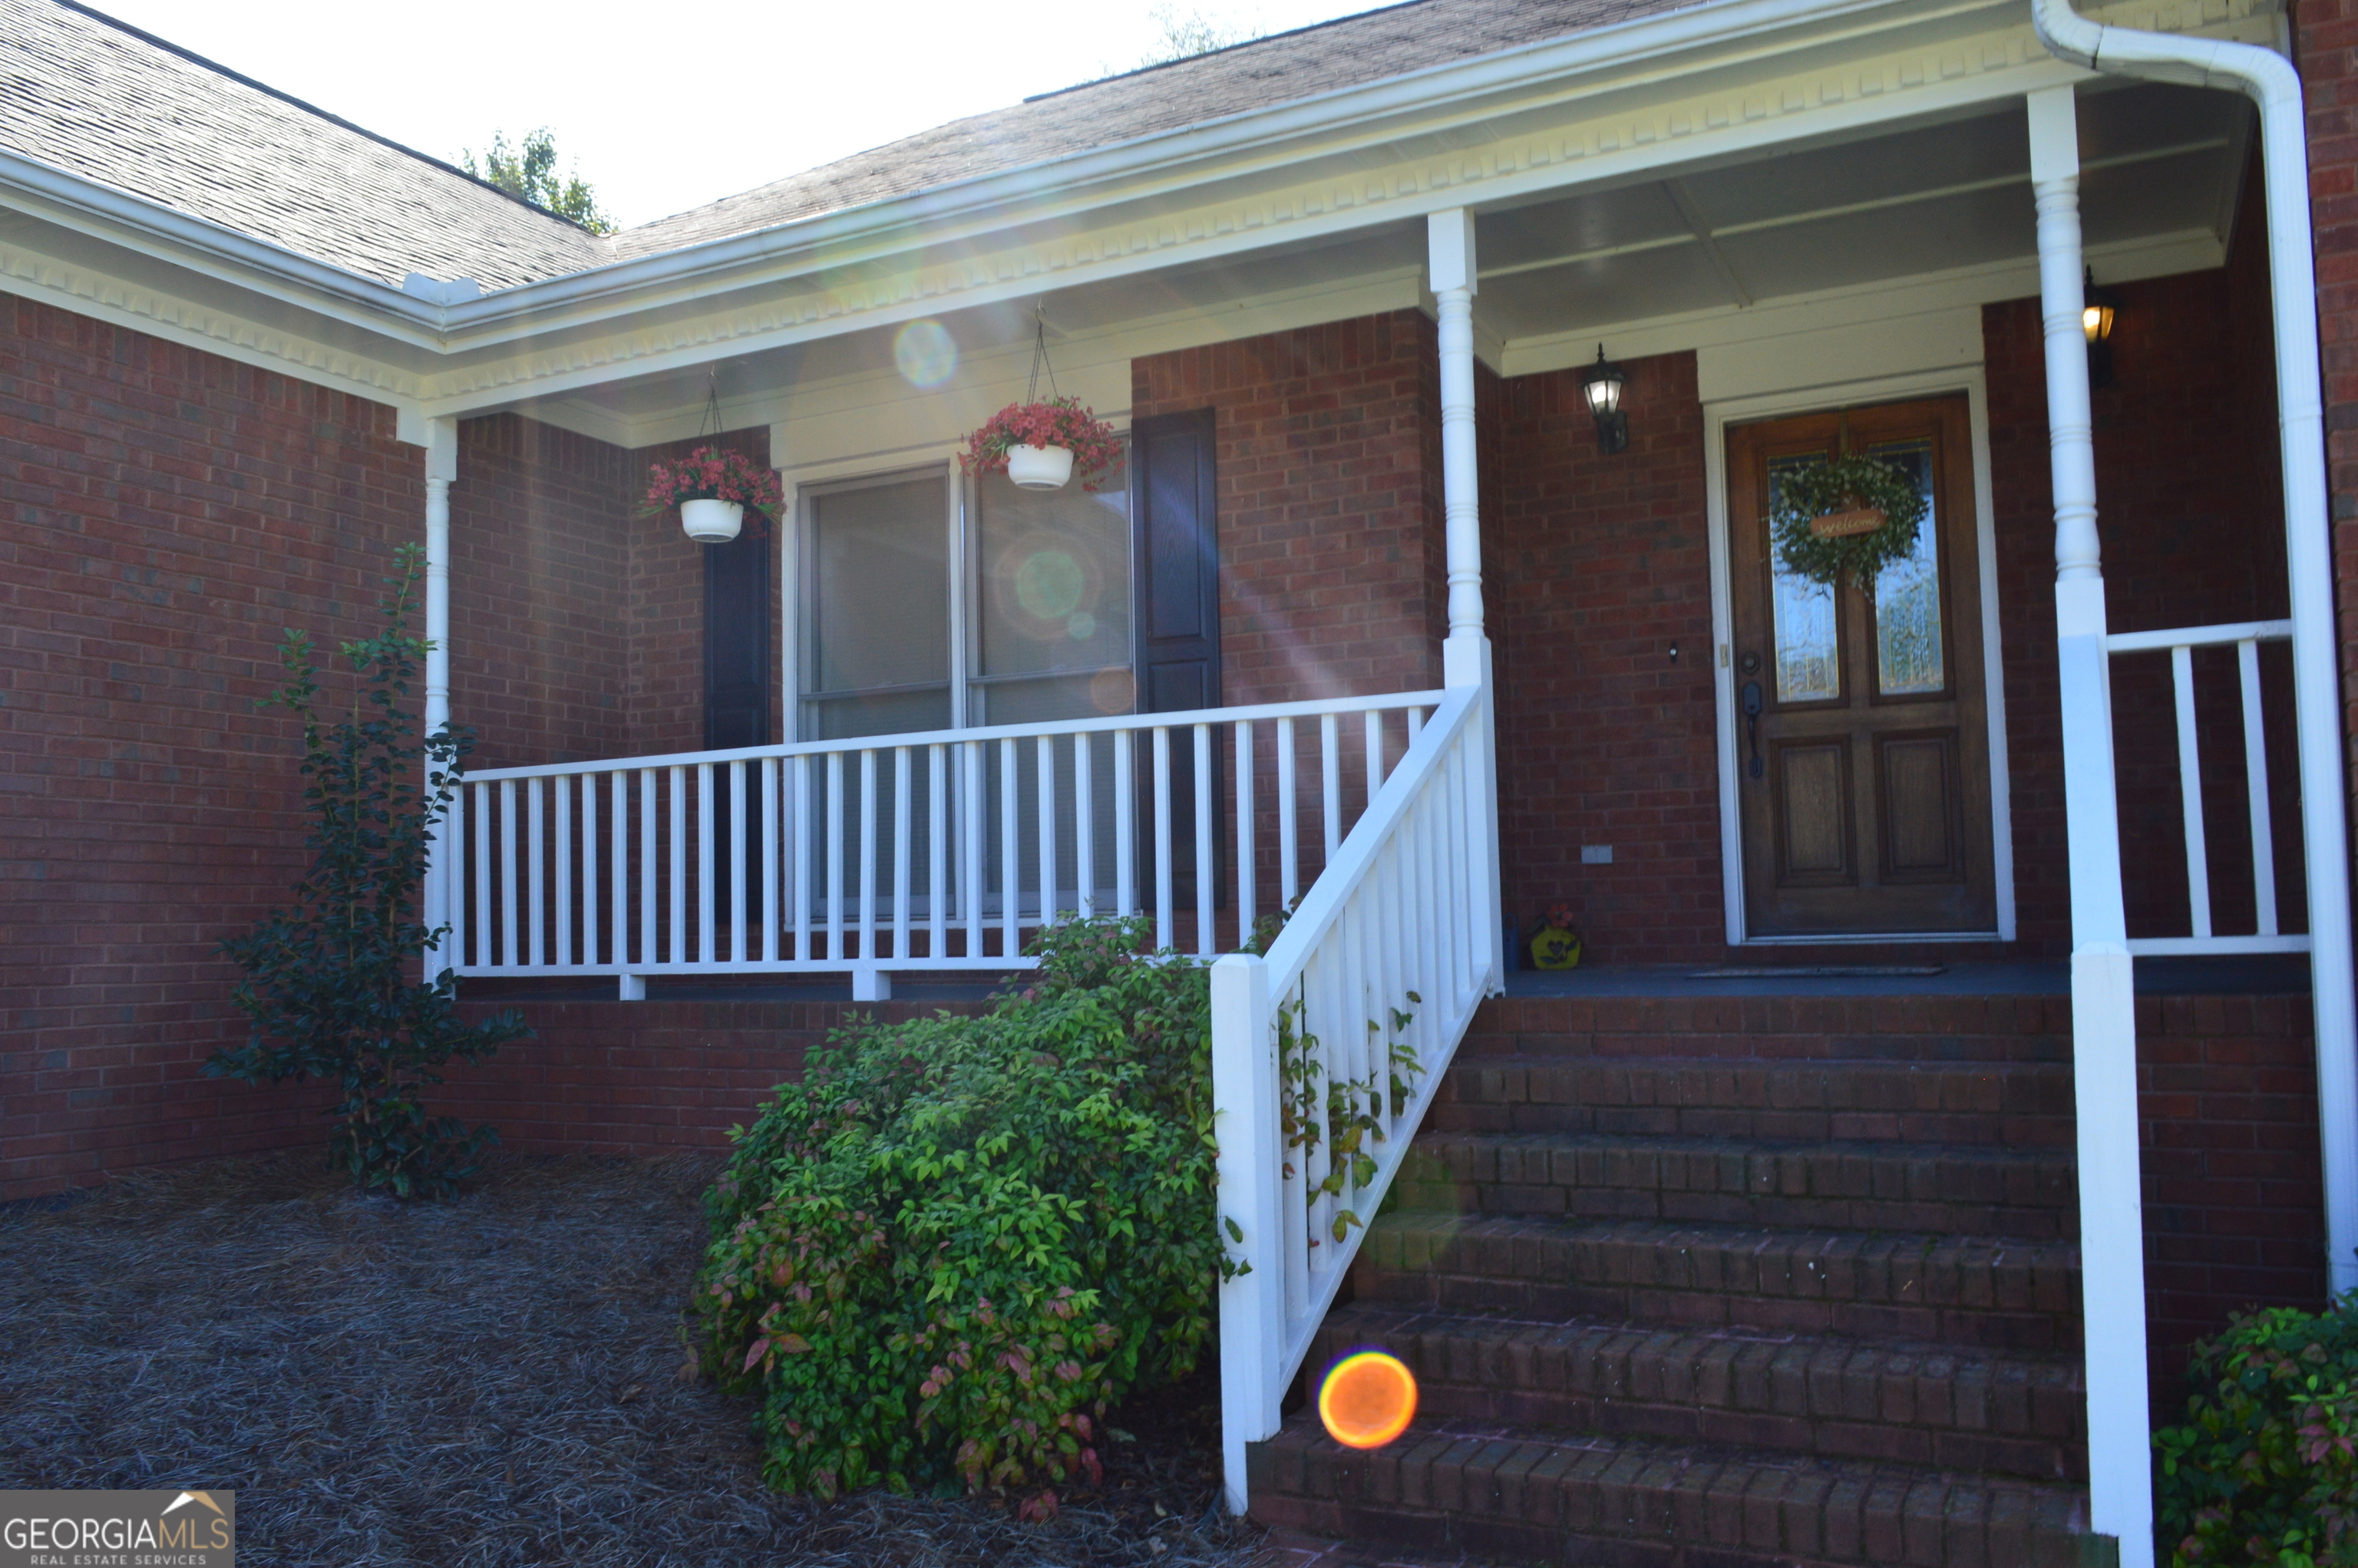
(827, 752, 845, 964)
(507, 773, 526, 962)
(444, 784, 466, 969)
(1277, 717, 1298, 909)
(1153, 727, 1174, 950)
(1235, 720, 1255, 944)
(670, 765, 689, 966)
(639, 769, 658, 970)
(761, 758, 780, 963)
(929, 744, 947, 959)
(1194, 724, 1214, 956)
(1320, 711, 1342, 864)
(860, 749, 878, 962)
(894, 748, 913, 961)
(1001, 737, 1020, 957)
(553, 776, 570, 967)
(963, 740, 985, 958)
(1038, 733, 1058, 929)
(527, 777, 546, 966)
(793, 755, 812, 962)
(2171, 645, 2213, 940)
(580, 774, 597, 967)
(1075, 732, 1095, 919)
(729, 760, 748, 962)
(1115, 729, 1135, 919)
(1365, 708, 1384, 801)
(2239, 641, 2280, 938)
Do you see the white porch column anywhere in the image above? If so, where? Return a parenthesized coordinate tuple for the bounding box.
(2029, 84, 2154, 1568)
(421, 418, 459, 959)
(1428, 208, 1503, 995)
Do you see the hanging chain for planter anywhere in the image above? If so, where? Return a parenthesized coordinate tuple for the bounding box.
(1024, 305, 1062, 405)
(1768, 413, 1926, 588)
(696, 369, 724, 442)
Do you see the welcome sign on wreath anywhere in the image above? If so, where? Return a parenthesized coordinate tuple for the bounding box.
(1768, 453, 1927, 588)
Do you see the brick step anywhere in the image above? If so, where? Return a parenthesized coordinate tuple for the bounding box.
(1460, 995, 2074, 1066)
(1308, 1304, 2085, 1482)
(1432, 1055, 2074, 1146)
(1247, 1415, 2089, 1567)
(1353, 1213, 2080, 1351)
(1395, 1132, 2076, 1237)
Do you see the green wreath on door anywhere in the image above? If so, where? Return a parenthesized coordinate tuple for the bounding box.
(1768, 453, 1927, 589)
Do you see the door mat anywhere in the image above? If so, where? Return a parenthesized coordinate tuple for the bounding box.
(1688, 964, 1949, 979)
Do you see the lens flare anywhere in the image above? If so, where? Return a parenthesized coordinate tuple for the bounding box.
(1318, 1351, 1417, 1451)
(894, 319, 958, 388)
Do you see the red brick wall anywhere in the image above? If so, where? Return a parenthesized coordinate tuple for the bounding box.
(452, 414, 633, 770)
(1131, 311, 1445, 705)
(0, 297, 661, 1200)
(1490, 350, 1724, 962)
(1983, 215, 2293, 952)
(624, 426, 776, 757)
(0, 299, 419, 1197)
(2293, 2, 2358, 824)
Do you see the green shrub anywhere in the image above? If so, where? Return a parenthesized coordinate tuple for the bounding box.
(2156, 1292, 2358, 1566)
(692, 916, 1221, 1516)
(210, 545, 527, 1200)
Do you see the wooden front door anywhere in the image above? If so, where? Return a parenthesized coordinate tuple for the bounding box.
(1725, 396, 1997, 936)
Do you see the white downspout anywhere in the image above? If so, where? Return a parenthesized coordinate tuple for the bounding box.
(421, 418, 460, 965)
(2029, 0, 2358, 1288)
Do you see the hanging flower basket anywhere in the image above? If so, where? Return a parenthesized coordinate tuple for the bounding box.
(959, 397, 1121, 492)
(1769, 453, 1927, 588)
(644, 446, 784, 544)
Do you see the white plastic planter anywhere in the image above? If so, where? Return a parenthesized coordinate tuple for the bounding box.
(680, 497, 744, 543)
(1006, 443, 1075, 491)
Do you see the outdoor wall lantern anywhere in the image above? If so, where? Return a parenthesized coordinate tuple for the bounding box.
(2082, 268, 2121, 390)
(1578, 345, 1629, 455)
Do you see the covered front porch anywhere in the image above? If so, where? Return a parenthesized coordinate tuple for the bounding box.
(407, 2, 2350, 1559)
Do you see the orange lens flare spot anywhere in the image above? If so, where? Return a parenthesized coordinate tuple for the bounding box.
(1318, 1352, 1418, 1450)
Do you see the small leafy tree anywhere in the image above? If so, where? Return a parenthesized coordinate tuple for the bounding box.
(462, 127, 615, 234)
(210, 546, 526, 1200)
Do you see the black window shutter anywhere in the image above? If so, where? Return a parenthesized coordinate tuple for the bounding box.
(1130, 409, 1222, 908)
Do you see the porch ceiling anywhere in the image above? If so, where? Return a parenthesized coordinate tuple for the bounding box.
(510, 78, 2251, 446)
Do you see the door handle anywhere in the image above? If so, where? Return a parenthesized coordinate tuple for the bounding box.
(1741, 679, 1764, 779)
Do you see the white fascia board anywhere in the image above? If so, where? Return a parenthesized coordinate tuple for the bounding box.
(415, 30, 2112, 415)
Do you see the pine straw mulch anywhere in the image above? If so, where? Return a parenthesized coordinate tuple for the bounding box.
(0, 1150, 1280, 1568)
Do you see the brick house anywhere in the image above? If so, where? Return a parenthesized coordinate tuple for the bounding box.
(5, 0, 2356, 1560)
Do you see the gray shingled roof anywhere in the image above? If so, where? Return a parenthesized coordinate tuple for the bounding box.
(613, 0, 1704, 261)
(0, 0, 609, 290)
(0, 0, 1705, 295)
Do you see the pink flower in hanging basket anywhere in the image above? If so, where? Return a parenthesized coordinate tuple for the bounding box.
(959, 398, 1123, 490)
(643, 446, 784, 518)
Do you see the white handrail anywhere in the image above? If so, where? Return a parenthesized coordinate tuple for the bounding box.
(2106, 624, 2307, 958)
(1211, 681, 1496, 1513)
(434, 689, 1442, 999)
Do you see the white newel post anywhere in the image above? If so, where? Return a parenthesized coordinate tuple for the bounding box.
(2029, 85, 2154, 1568)
(1210, 950, 1281, 1514)
(1429, 208, 1504, 995)
(421, 417, 459, 966)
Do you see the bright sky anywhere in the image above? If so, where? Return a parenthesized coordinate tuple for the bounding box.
(91, 1, 1381, 229)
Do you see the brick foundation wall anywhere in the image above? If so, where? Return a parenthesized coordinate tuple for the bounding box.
(434, 995, 988, 1154)
(1490, 349, 1722, 963)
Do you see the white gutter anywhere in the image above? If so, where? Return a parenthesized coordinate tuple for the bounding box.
(2029, 0, 2358, 1532)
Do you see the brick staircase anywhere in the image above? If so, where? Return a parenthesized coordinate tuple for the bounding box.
(1245, 993, 2095, 1567)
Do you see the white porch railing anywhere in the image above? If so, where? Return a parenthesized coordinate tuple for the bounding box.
(434, 688, 1444, 998)
(2106, 619, 2307, 957)
(1208, 678, 1497, 1513)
